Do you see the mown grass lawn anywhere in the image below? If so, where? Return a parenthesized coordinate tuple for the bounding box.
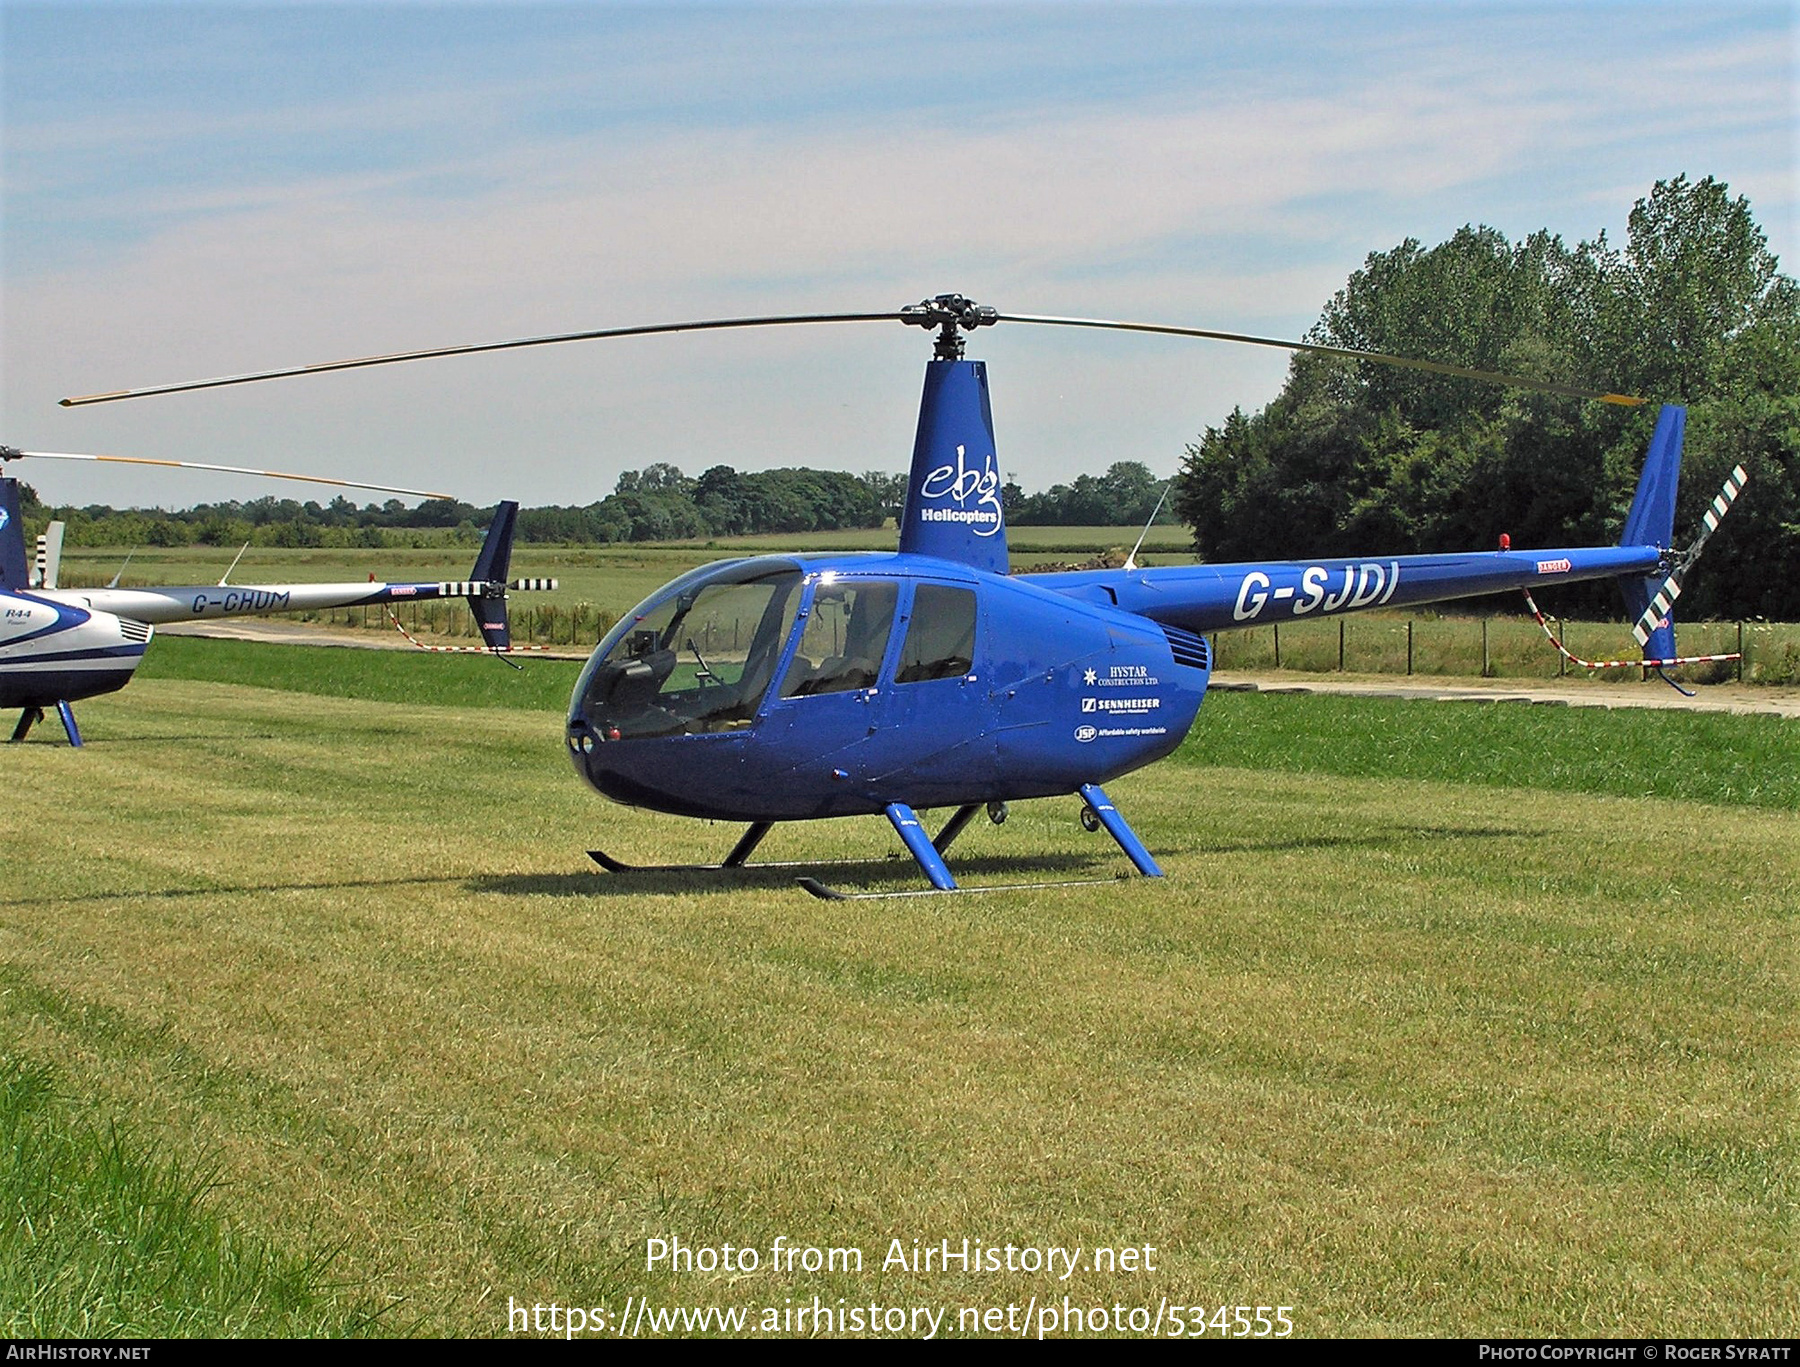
(5, 656, 1795, 1337)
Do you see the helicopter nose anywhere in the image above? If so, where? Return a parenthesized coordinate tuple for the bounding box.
(565, 720, 608, 793)
(566, 718, 602, 757)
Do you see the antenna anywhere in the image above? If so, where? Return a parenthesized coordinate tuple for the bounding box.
(219, 542, 252, 587)
(1123, 483, 1171, 572)
(107, 549, 137, 589)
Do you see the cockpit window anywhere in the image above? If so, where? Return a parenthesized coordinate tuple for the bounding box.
(896, 583, 976, 683)
(779, 579, 899, 699)
(574, 566, 802, 738)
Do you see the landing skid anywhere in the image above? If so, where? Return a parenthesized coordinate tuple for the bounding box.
(589, 818, 911, 875)
(798, 875, 1118, 902)
(587, 848, 898, 874)
(588, 785, 1162, 898)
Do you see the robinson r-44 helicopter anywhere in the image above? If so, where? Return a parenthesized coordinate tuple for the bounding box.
(0, 448, 552, 745)
(59, 295, 1746, 895)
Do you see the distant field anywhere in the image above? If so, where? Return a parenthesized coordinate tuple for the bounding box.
(57, 525, 1194, 621)
(7, 646, 1793, 1336)
(61, 540, 1799, 682)
(640, 523, 1194, 556)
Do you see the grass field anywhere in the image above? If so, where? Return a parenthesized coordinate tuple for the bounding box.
(6, 643, 1796, 1338)
(55, 524, 1190, 615)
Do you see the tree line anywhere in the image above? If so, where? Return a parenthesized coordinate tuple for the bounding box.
(1174, 175, 1799, 621)
(18, 456, 1179, 549)
(1003, 461, 1177, 528)
(16, 465, 900, 550)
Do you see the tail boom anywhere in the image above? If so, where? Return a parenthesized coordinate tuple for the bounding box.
(1026, 543, 1666, 637)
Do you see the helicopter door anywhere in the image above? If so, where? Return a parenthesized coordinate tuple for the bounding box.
(753, 577, 903, 807)
(875, 580, 997, 802)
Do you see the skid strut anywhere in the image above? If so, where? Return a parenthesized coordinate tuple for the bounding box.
(800, 786, 1162, 899)
(884, 803, 956, 891)
(1076, 783, 1162, 876)
(932, 804, 981, 856)
(592, 789, 1164, 898)
(9, 704, 81, 746)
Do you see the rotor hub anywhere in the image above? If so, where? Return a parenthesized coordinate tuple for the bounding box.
(900, 294, 998, 360)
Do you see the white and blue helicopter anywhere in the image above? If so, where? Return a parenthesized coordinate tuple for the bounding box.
(55, 296, 1746, 894)
(0, 447, 551, 745)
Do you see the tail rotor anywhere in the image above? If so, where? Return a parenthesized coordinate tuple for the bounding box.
(1629, 462, 1749, 652)
(384, 502, 558, 661)
(1523, 453, 1751, 688)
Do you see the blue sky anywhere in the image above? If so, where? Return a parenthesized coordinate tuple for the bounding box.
(3, 2, 1793, 508)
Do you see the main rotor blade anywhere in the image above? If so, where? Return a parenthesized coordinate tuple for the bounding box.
(4, 450, 453, 500)
(58, 298, 1643, 409)
(59, 312, 903, 407)
(994, 312, 1647, 406)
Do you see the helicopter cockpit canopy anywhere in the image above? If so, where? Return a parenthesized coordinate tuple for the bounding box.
(572, 559, 805, 741)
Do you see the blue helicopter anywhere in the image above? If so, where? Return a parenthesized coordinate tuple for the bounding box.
(58, 295, 1743, 894)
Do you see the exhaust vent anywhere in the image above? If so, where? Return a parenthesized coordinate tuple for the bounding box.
(1161, 625, 1208, 671)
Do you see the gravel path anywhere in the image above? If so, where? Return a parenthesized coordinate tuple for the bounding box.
(1211, 671, 1800, 719)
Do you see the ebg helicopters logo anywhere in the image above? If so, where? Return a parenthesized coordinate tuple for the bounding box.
(919, 444, 1003, 538)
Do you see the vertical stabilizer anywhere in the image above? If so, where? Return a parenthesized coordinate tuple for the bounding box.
(896, 360, 1008, 574)
(466, 501, 520, 650)
(0, 480, 27, 590)
(1618, 405, 1686, 660)
(1620, 405, 1684, 550)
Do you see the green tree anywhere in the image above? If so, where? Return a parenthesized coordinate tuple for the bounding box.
(1175, 176, 1799, 619)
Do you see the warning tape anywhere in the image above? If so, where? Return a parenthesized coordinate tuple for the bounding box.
(383, 604, 552, 654)
(1521, 590, 1739, 670)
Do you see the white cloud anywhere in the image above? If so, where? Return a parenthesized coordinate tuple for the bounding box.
(4, 4, 1791, 507)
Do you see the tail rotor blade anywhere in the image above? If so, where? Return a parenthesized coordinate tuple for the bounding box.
(1630, 464, 1749, 648)
(1686, 463, 1750, 562)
